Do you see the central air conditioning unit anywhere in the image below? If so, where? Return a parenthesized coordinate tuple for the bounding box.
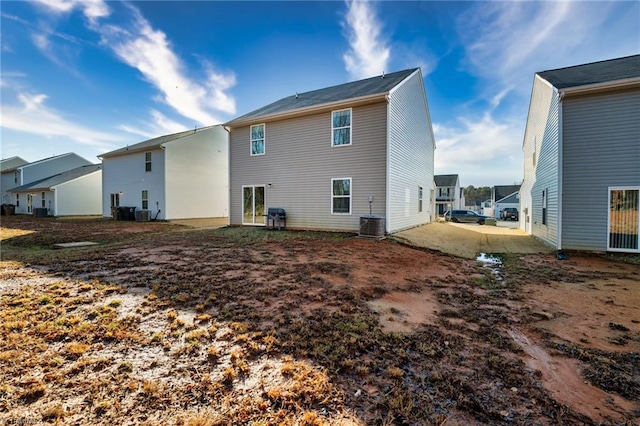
(135, 209, 150, 222)
(359, 215, 386, 238)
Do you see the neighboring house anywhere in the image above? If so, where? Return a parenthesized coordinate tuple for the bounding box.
(435, 174, 464, 216)
(0, 156, 29, 204)
(98, 125, 228, 221)
(520, 55, 640, 253)
(224, 68, 435, 233)
(9, 165, 102, 216)
(3, 153, 93, 210)
(492, 185, 520, 219)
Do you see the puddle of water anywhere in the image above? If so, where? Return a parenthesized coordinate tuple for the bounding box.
(476, 253, 504, 281)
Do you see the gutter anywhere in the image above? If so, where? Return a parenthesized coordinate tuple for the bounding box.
(558, 77, 640, 97)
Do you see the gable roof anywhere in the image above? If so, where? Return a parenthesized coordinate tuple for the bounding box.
(225, 68, 419, 127)
(18, 153, 89, 170)
(10, 164, 101, 192)
(0, 157, 28, 173)
(538, 55, 640, 90)
(434, 174, 459, 187)
(496, 192, 519, 204)
(99, 125, 219, 159)
(493, 185, 521, 201)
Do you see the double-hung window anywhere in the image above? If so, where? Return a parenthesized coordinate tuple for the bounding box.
(41, 192, 46, 208)
(418, 186, 423, 213)
(142, 190, 149, 210)
(145, 152, 152, 172)
(332, 109, 351, 146)
(332, 178, 351, 214)
(251, 124, 265, 156)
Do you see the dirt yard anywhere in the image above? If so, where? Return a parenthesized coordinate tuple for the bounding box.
(0, 216, 638, 425)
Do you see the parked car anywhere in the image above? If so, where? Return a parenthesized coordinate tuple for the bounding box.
(444, 209, 489, 225)
(501, 208, 519, 221)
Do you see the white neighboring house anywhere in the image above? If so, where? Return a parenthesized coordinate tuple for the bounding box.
(3, 153, 93, 212)
(1, 156, 29, 204)
(434, 174, 464, 216)
(99, 125, 228, 221)
(9, 164, 102, 216)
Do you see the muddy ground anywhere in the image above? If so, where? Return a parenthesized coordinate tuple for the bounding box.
(0, 216, 638, 425)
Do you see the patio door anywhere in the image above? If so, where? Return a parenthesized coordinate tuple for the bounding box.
(242, 185, 265, 225)
(608, 187, 639, 252)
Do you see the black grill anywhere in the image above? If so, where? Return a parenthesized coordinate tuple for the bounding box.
(266, 207, 286, 230)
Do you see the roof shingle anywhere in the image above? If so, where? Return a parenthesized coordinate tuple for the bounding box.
(225, 68, 419, 126)
(538, 55, 640, 89)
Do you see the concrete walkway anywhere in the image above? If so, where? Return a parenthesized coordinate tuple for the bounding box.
(393, 221, 553, 259)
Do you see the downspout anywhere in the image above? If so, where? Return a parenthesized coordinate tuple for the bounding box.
(224, 126, 231, 226)
(385, 94, 391, 234)
(160, 145, 167, 220)
(557, 90, 564, 251)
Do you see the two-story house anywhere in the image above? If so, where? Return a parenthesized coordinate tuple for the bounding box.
(224, 68, 435, 234)
(520, 55, 640, 253)
(434, 174, 464, 216)
(9, 164, 102, 217)
(492, 185, 520, 219)
(0, 156, 28, 205)
(99, 125, 228, 221)
(5, 153, 93, 214)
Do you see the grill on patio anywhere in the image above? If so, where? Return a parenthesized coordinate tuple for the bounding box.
(266, 207, 286, 230)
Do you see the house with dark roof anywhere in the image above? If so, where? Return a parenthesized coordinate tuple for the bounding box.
(492, 184, 520, 219)
(224, 68, 435, 233)
(2, 153, 93, 213)
(520, 54, 640, 253)
(9, 164, 102, 216)
(98, 125, 228, 221)
(434, 174, 464, 216)
(1, 156, 29, 205)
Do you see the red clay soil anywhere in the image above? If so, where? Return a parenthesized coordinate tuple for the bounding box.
(0, 216, 639, 425)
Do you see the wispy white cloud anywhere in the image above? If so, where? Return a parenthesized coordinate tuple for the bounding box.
(31, 0, 109, 23)
(342, 0, 390, 80)
(2, 91, 125, 148)
(98, 7, 236, 126)
(118, 110, 189, 140)
(20, 0, 237, 130)
(434, 113, 524, 186)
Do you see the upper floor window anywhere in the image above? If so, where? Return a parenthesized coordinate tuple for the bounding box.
(14, 171, 18, 183)
(145, 152, 152, 172)
(332, 109, 351, 146)
(332, 178, 352, 214)
(142, 190, 149, 210)
(251, 124, 265, 156)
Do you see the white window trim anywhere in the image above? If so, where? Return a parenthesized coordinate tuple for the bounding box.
(331, 177, 352, 215)
(250, 123, 266, 156)
(242, 185, 266, 226)
(607, 186, 640, 253)
(145, 151, 152, 172)
(142, 190, 149, 210)
(331, 108, 352, 147)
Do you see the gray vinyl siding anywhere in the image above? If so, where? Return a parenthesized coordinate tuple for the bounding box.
(387, 70, 435, 232)
(561, 88, 640, 251)
(529, 86, 560, 248)
(229, 102, 388, 231)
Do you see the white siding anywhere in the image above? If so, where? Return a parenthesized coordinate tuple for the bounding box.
(20, 154, 91, 186)
(387, 70, 435, 232)
(1, 172, 18, 204)
(164, 126, 229, 219)
(101, 149, 166, 219)
(54, 171, 102, 216)
(520, 76, 559, 248)
(561, 88, 640, 251)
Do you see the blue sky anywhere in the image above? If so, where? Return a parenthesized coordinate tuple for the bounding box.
(1, 0, 638, 186)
